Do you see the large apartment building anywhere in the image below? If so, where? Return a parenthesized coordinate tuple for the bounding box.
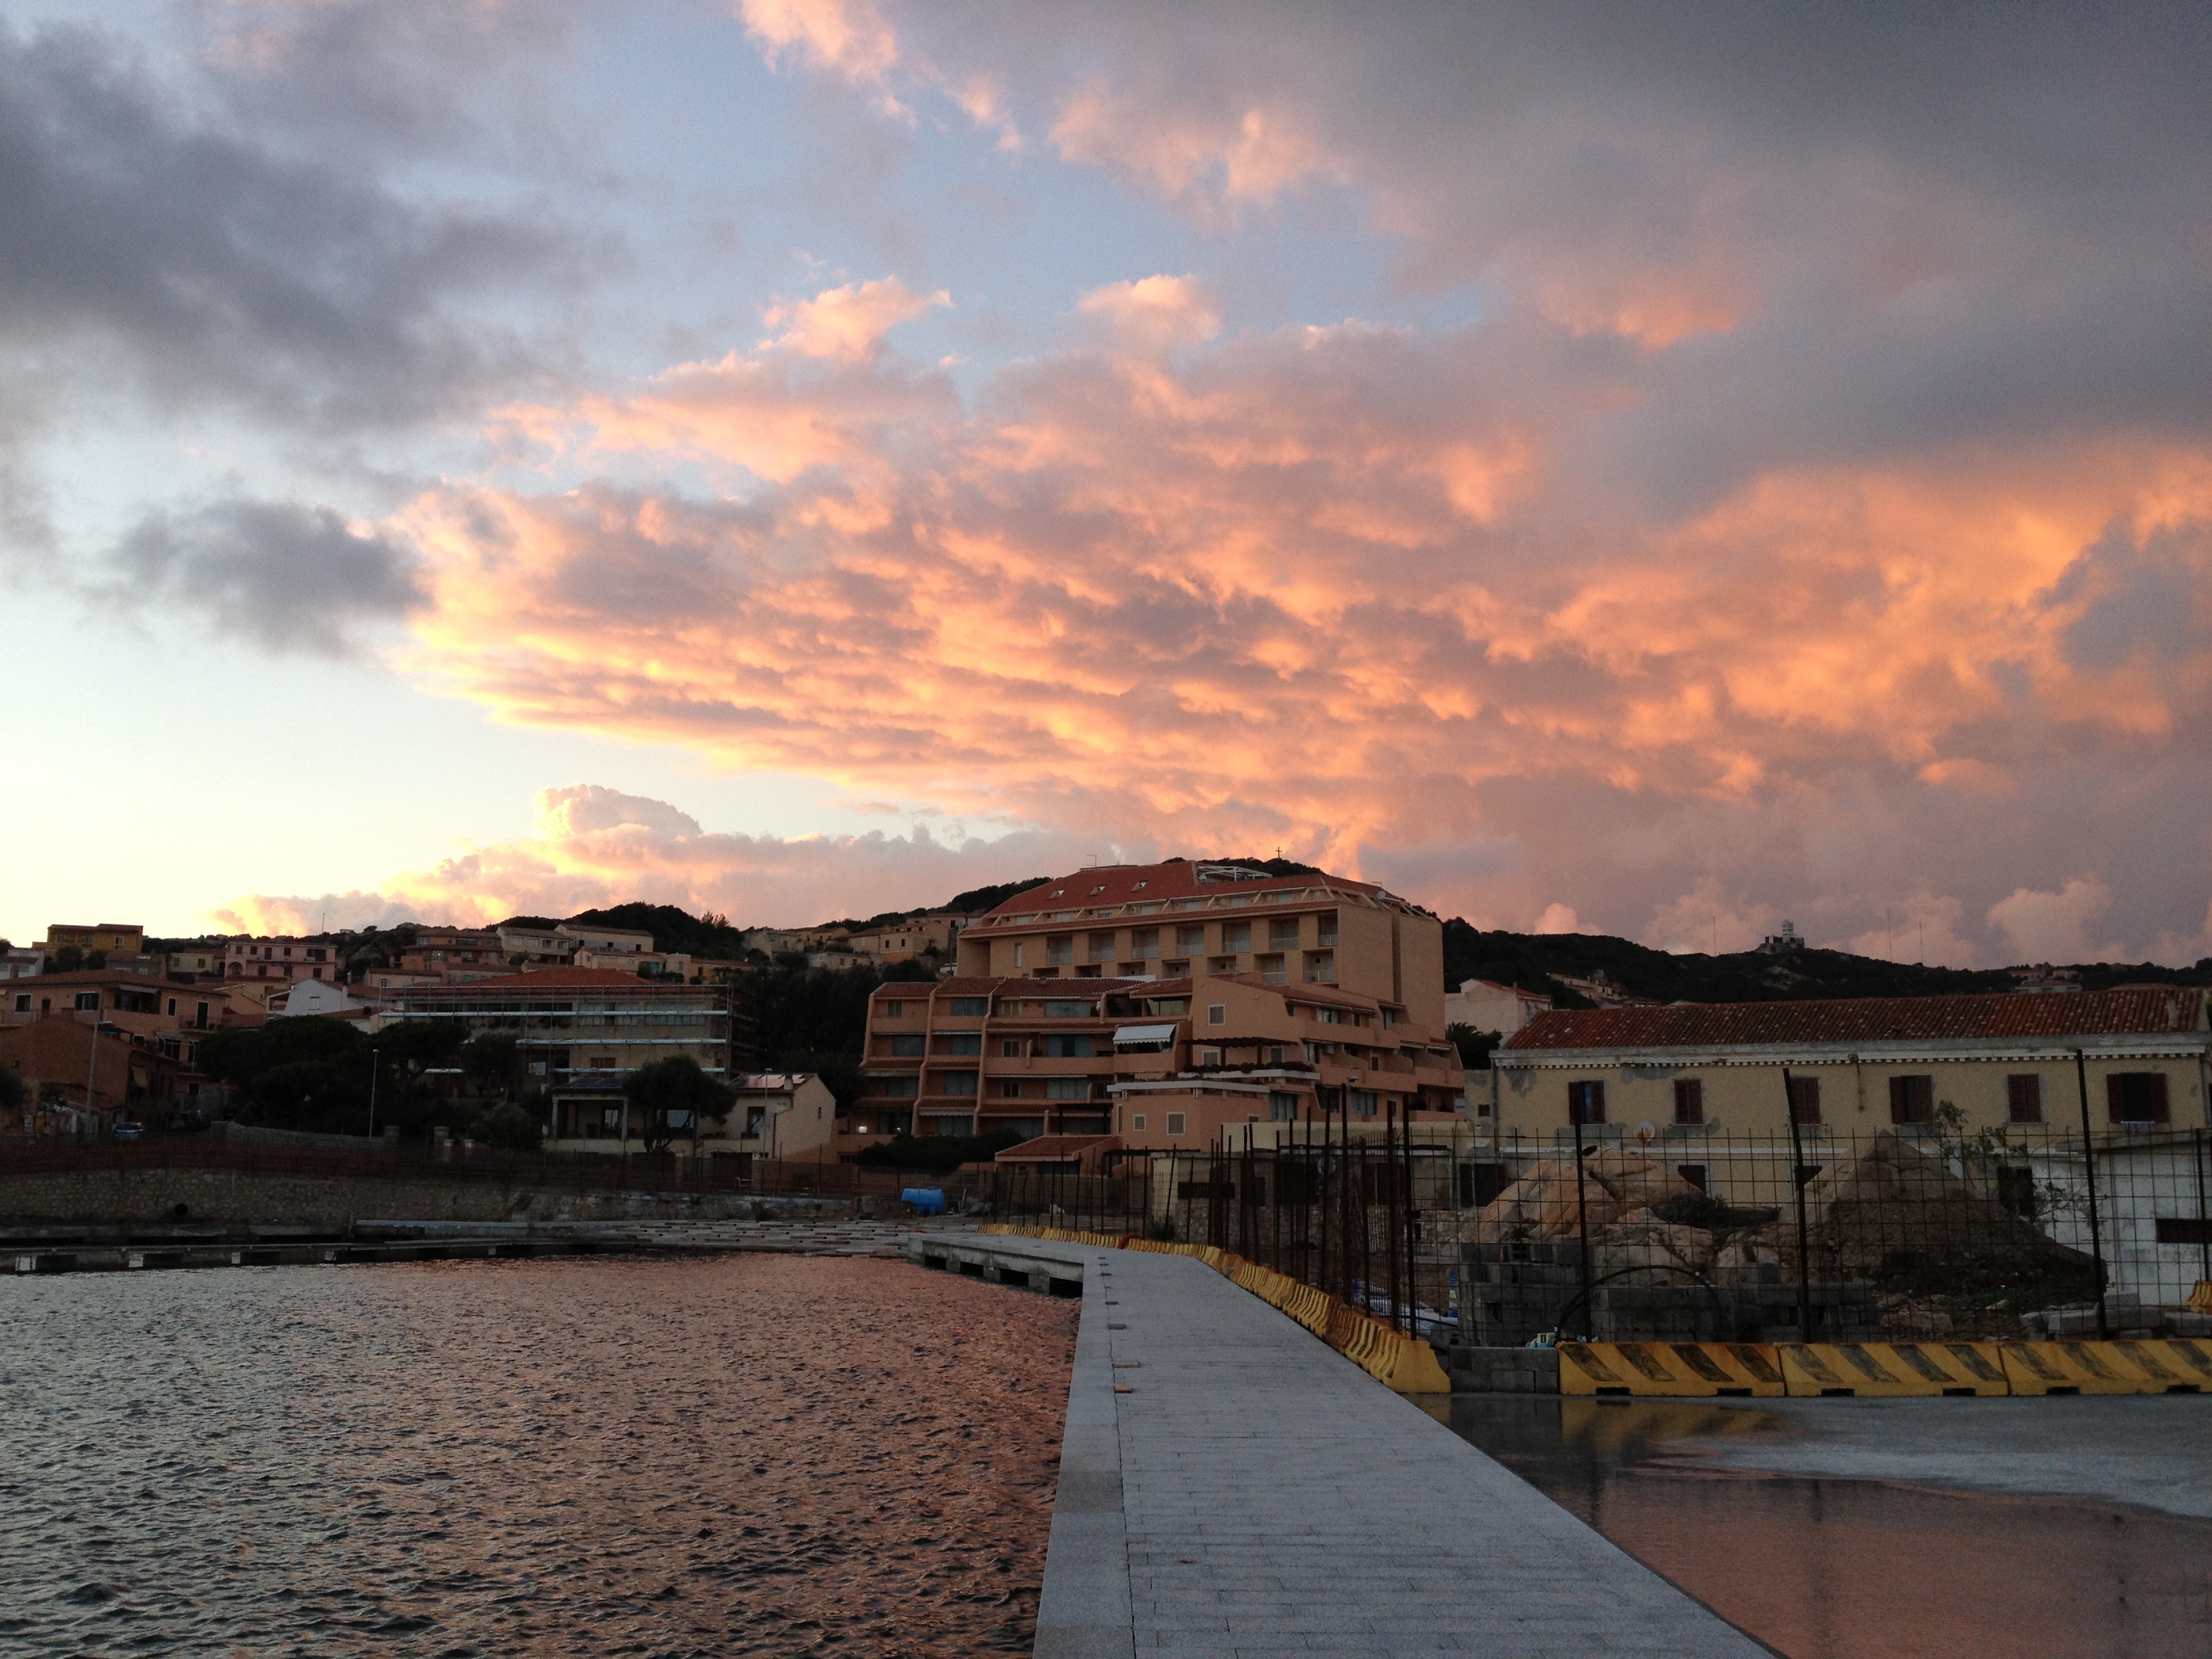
(951, 860, 1446, 1027)
(382, 968, 753, 1139)
(851, 861, 1466, 1155)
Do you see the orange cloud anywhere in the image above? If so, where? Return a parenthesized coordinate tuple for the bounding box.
(760, 276, 949, 363)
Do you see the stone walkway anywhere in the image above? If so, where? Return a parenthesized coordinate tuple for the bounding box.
(919, 1231, 1774, 1659)
(557, 1216, 951, 1256)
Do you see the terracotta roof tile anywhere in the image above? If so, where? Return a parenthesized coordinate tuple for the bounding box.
(977, 861, 1383, 918)
(1502, 987, 2210, 1052)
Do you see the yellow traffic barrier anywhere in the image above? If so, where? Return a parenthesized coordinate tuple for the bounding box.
(1779, 1341, 2009, 1397)
(1997, 1340, 2197, 1396)
(1557, 1341, 1786, 1397)
(980, 1225, 1450, 1394)
(2187, 1282, 2212, 1316)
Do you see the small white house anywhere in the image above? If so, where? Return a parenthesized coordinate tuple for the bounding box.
(267, 979, 371, 1019)
(1443, 978, 1552, 1036)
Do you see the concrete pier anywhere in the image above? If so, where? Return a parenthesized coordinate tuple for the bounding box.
(909, 1231, 1773, 1658)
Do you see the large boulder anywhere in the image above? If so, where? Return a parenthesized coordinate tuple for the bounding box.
(1473, 1151, 1702, 1243)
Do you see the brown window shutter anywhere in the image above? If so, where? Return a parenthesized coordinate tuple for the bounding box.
(2106, 1074, 2125, 1124)
(2006, 1075, 2042, 1124)
(1673, 1078, 1704, 1125)
(1887, 1076, 1909, 1124)
(1789, 1075, 1821, 1125)
(2151, 1072, 2171, 1123)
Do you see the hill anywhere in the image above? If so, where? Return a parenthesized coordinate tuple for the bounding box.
(1441, 918, 2212, 1010)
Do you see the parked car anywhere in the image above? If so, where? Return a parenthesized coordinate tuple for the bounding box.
(112, 1121, 143, 1141)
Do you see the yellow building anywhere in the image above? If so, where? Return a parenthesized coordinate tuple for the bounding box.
(1492, 987, 2211, 1148)
(40, 923, 145, 956)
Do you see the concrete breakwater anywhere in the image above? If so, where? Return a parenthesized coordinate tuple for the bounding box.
(0, 1158, 808, 1227)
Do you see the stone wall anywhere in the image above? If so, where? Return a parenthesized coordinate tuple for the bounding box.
(0, 1166, 783, 1227)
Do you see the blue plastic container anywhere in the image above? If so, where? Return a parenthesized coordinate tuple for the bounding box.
(901, 1187, 947, 1216)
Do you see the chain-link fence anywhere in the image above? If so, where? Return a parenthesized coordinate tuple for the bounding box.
(988, 1124, 2212, 1345)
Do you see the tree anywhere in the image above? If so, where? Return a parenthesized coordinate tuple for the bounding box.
(373, 1019, 467, 1135)
(472, 1101, 542, 1151)
(0, 1066, 26, 1114)
(462, 1032, 520, 1099)
(52, 946, 83, 972)
(1446, 1023, 1503, 1071)
(247, 1061, 363, 1134)
(620, 1056, 733, 1153)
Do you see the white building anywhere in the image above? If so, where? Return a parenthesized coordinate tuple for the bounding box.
(1442, 978, 1552, 1036)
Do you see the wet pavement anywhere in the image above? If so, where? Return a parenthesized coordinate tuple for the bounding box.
(1439, 1395, 2212, 1659)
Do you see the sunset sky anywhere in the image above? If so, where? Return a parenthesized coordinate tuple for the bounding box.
(4, 2, 2209, 966)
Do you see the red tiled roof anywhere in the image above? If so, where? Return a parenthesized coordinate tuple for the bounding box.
(1503, 988, 2210, 1052)
(5, 969, 202, 989)
(977, 861, 1382, 919)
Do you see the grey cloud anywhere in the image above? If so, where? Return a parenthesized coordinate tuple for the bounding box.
(105, 498, 426, 656)
(2052, 518, 2212, 678)
(904, 3, 2212, 508)
(0, 21, 575, 481)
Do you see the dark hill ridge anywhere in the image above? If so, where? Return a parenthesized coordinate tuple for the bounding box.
(470, 895, 2210, 1002)
(1441, 919, 2211, 1010)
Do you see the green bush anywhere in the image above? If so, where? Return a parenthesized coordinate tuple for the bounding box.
(853, 1128, 1022, 1174)
(472, 1101, 543, 1151)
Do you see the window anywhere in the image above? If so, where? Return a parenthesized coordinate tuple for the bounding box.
(2007, 1075, 2043, 1124)
(1313, 1006, 1343, 1025)
(11, 994, 26, 1013)
(1044, 999, 1092, 1017)
(883, 1000, 903, 1017)
(1567, 1080, 1606, 1125)
(166, 998, 178, 1017)
(1131, 928, 1160, 958)
(1046, 935, 1073, 964)
(590, 1055, 617, 1069)
(1132, 1113, 1148, 1131)
(1177, 925, 1207, 955)
(1788, 1075, 1823, 1126)
(943, 1033, 982, 1056)
(75, 991, 100, 1012)
(1351, 1090, 1378, 1118)
(1258, 954, 1286, 984)
(1147, 998, 1188, 1015)
(1206, 1004, 1227, 1025)
(941, 1071, 979, 1096)
(870, 1076, 920, 1097)
(1013, 944, 1025, 968)
(999, 1080, 1023, 1098)
(1198, 1048, 1221, 1065)
(1223, 923, 1251, 953)
(1044, 1034, 1094, 1058)
(1002, 1038, 1022, 1058)
(1088, 932, 1118, 962)
(1269, 919, 1300, 949)
(1886, 1075, 1932, 1125)
(890, 1034, 924, 1057)
(2156, 1218, 2212, 1245)
(1269, 1092, 1298, 1121)
(1046, 1078, 1092, 1101)
(2108, 1071, 2170, 1126)
(1677, 1164, 1708, 1191)
(1166, 1111, 1187, 1136)
(948, 997, 988, 1016)
(1673, 1078, 1704, 1126)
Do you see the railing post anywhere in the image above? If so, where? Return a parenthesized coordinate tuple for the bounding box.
(1784, 1070, 1813, 1340)
(2074, 1048, 2109, 1339)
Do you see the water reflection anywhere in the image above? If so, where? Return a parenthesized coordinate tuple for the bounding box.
(1441, 1396, 2212, 1659)
(0, 1254, 1076, 1658)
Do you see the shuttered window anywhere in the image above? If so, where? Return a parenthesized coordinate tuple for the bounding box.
(1788, 1075, 1822, 1126)
(2107, 1072, 2169, 1125)
(2006, 1075, 2043, 1124)
(1887, 1074, 1933, 1124)
(1567, 1080, 1606, 1125)
(1672, 1078, 1704, 1126)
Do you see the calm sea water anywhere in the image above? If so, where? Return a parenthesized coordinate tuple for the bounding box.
(0, 1254, 1076, 1657)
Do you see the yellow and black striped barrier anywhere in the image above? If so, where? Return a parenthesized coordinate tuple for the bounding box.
(978, 1225, 1452, 1395)
(2003, 1338, 2212, 1396)
(1559, 1341, 1784, 1397)
(1555, 1335, 2204, 1397)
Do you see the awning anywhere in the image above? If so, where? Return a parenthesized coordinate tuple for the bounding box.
(1114, 1023, 1178, 1045)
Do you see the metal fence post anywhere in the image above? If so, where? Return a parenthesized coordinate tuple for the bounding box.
(1572, 1108, 1592, 1337)
(1784, 1069, 1813, 1340)
(2074, 1048, 2109, 1340)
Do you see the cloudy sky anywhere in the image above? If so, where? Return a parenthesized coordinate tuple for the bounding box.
(5, 1, 2209, 966)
